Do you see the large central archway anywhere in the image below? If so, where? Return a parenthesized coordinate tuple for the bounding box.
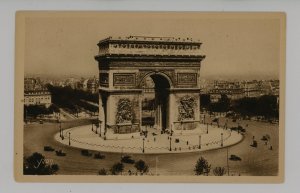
(141, 73, 171, 131)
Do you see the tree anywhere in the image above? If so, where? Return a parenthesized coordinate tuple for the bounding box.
(24, 105, 53, 118)
(231, 95, 279, 120)
(208, 94, 230, 113)
(134, 159, 149, 174)
(200, 94, 211, 110)
(256, 95, 279, 119)
(213, 167, 226, 176)
(110, 162, 124, 175)
(51, 164, 59, 173)
(98, 168, 108, 175)
(23, 152, 59, 175)
(48, 104, 60, 113)
(46, 84, 99, 114)
(194, 157, 211, 176)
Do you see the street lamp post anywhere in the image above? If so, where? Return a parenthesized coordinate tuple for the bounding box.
(221, 133, 224, 147)
(91, 123, 94, 132)
(169, 137, 172, 151)
(199, 135, 201, 149)
(206, 123, 208, 134)
(59, 122, 62, 138)
(68, 132, 71, 146)
(61, 122, 64, 140)
(142, 138, 145, 153)
(99, 120, 102, 137)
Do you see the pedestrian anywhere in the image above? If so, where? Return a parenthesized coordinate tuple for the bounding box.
(186, 141, 189, 145)
(154, 137, 156, 142)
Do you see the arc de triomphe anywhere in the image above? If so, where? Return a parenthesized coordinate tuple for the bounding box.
(95, 36, 205, 136)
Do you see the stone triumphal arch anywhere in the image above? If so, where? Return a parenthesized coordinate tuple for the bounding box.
(95, 36, 205, 136)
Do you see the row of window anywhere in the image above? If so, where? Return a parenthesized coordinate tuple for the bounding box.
(25, 96, 51, 102)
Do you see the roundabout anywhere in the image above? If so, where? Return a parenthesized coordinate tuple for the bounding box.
(55, 124, 243, 154)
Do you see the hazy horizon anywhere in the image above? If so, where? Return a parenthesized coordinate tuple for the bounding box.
(24, 72, 279, 81)
(24, 13, 281, 80)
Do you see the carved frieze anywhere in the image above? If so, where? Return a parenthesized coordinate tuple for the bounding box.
(178, 96, 196, 121)
(177, 73, 197, 86)
(113, 73, 136, 86)
(116, 98, 134, 124)
(108, 61, 202, 68)
(110, 43, 200, 50)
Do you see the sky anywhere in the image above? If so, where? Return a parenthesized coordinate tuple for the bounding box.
(24, 12, 282, 80)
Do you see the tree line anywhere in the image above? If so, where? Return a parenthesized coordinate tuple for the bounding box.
(200, 94, 279, 120)
(47, 84, 98, 115)
(24, 104, 59, 119)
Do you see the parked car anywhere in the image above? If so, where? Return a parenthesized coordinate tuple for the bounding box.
(251, 140, 258, 148)
(44, 146, 55, 152)
(229, 154, 242, 161)
(55, 150, 66, 156)
(81, 149, 92, 157)
(212, 118, 219, 122)
(121, 155, 135, 164)
(261, 134, 270, 141)
(94, 152, 105, 159)
(230, 126, 246, 133)
(239, 128, 246, 133)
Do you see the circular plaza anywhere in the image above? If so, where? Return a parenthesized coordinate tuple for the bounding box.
(55, 124, 243, 154)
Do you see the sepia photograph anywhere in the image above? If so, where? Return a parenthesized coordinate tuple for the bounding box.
(14, 11, 285, 183)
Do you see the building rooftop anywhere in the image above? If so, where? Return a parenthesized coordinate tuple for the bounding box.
(96, 36, 205, 59)
(98, 36, 202, 44)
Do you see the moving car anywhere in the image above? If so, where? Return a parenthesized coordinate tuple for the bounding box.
(229, 154, 242, 161)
